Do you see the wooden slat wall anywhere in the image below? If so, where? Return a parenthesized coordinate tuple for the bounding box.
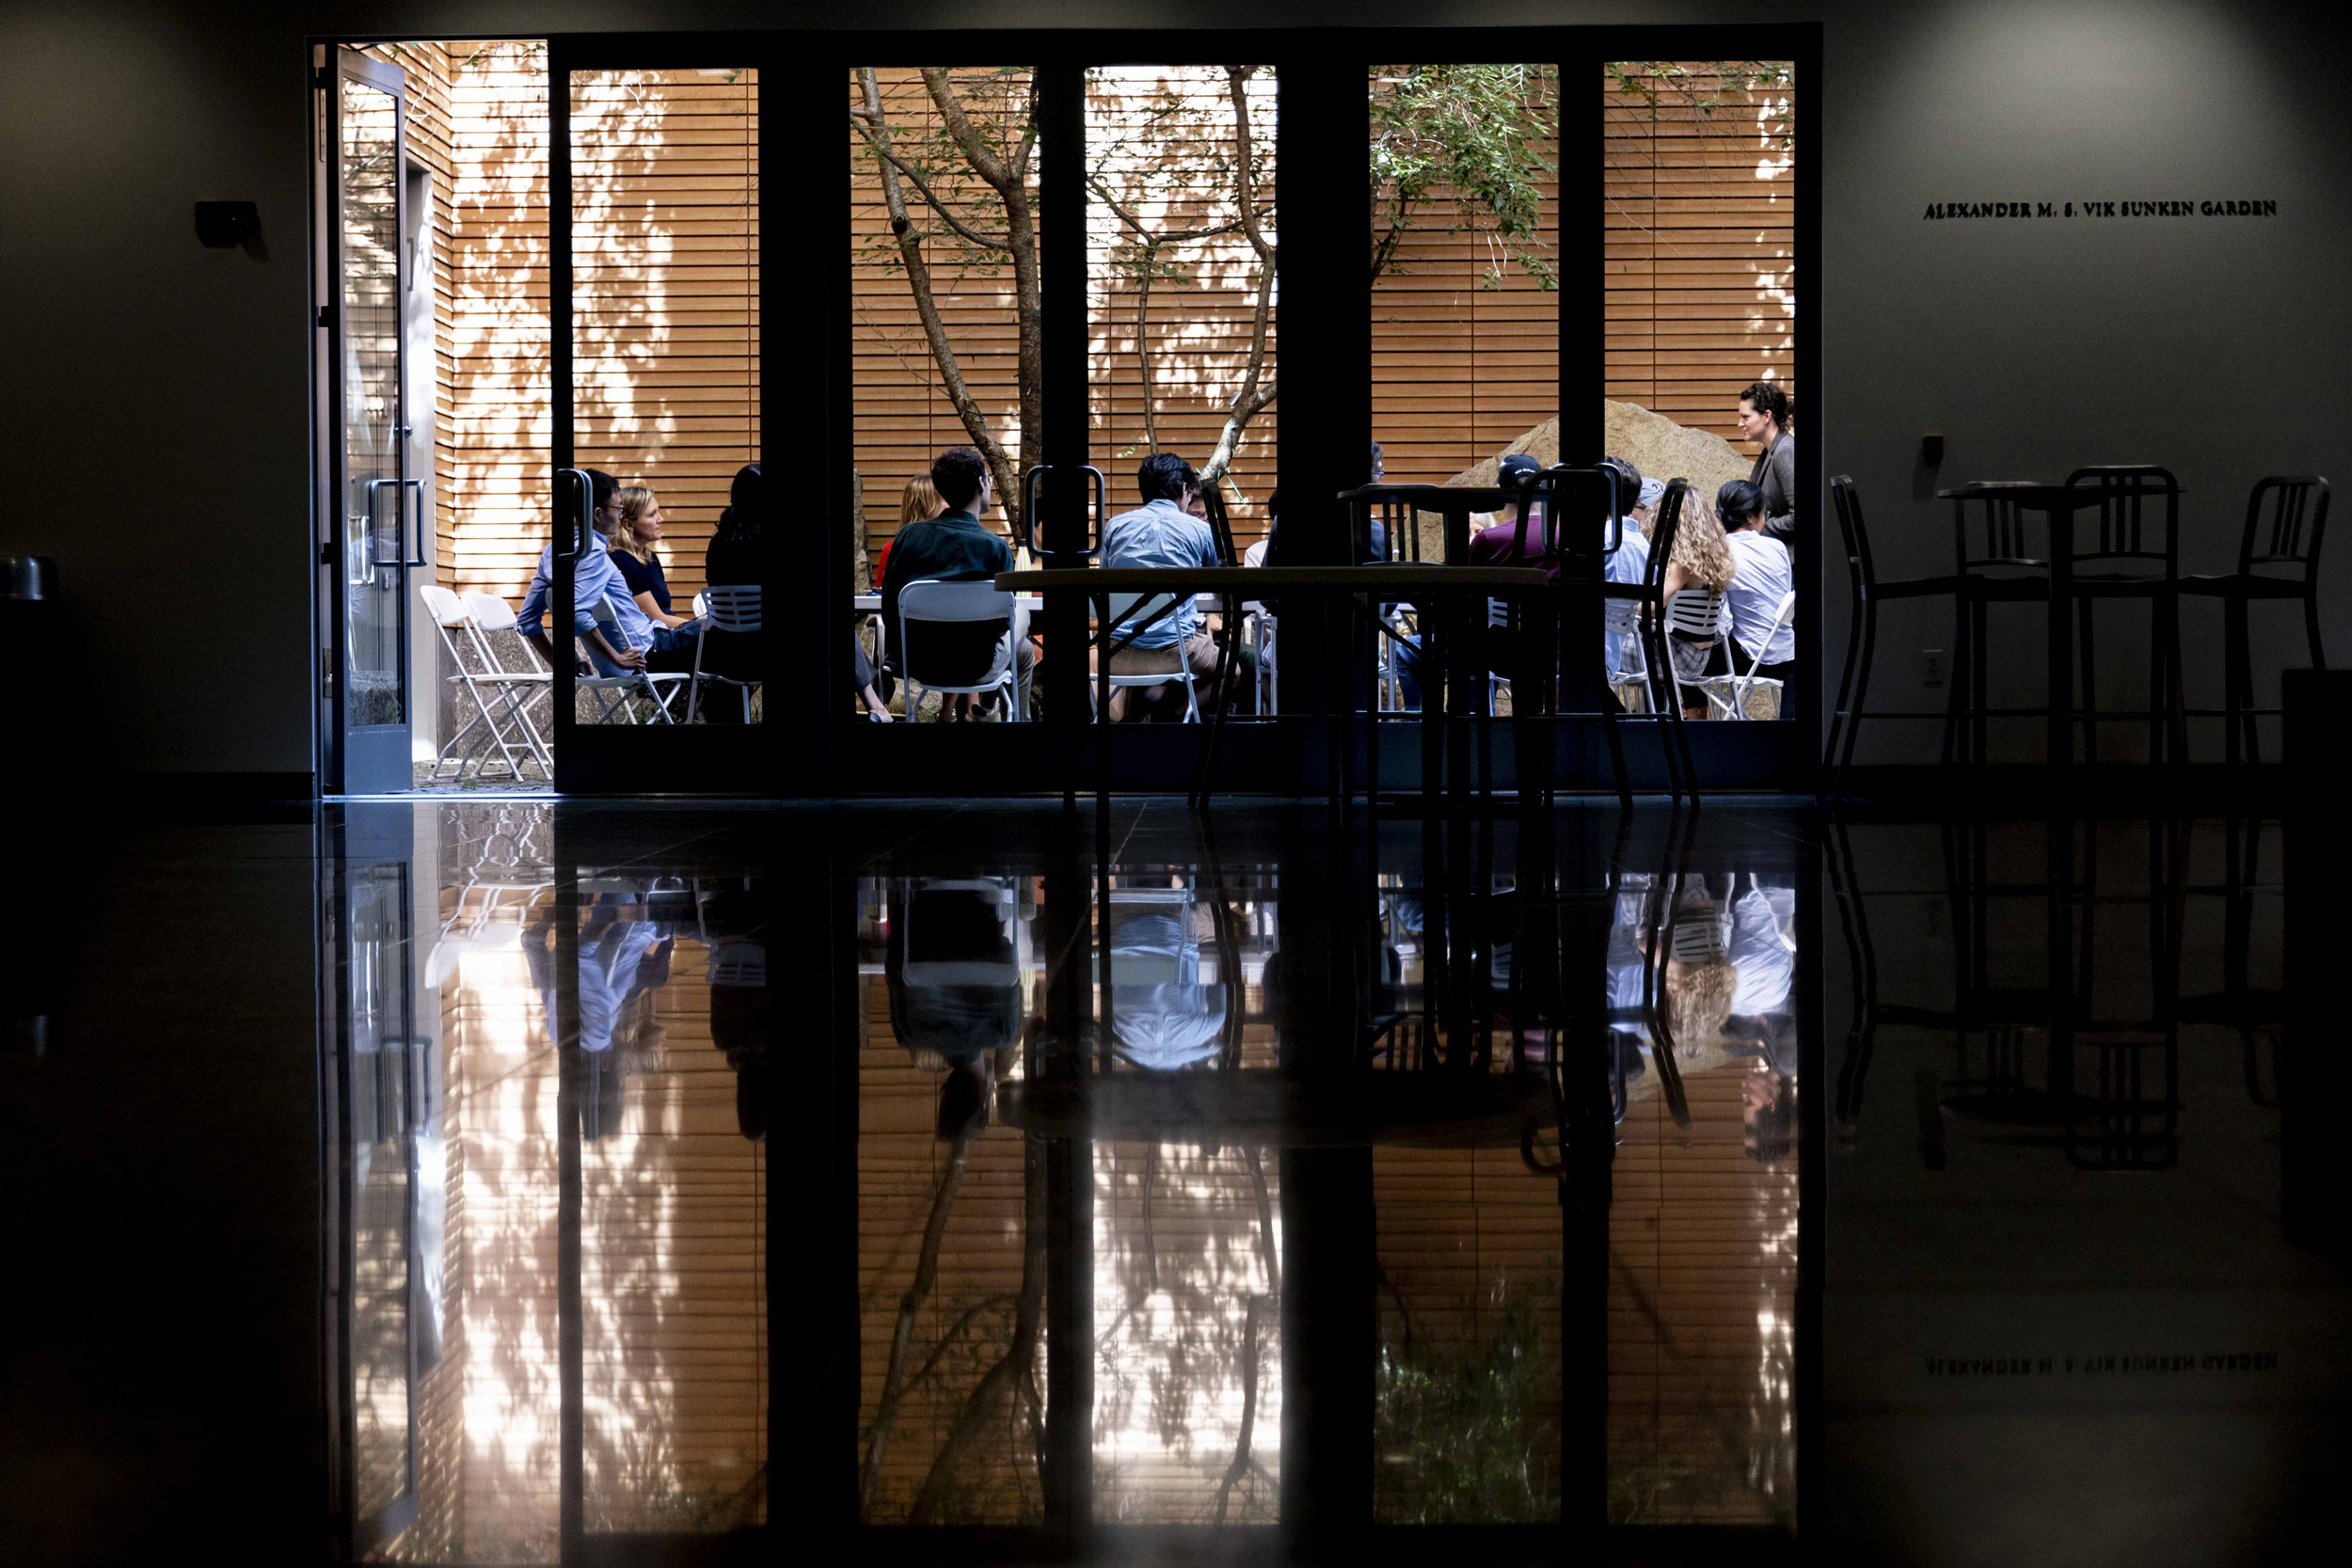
(1369, 65, 1560, 494)
(427, 56, 1794, 602)
(444, 41, 552, 604)
(1606, 1070, 1799, 1525)
(1603, 66, 1798, 443)
(1084, 67, 1279, 531)
(571, 68, 760, 602)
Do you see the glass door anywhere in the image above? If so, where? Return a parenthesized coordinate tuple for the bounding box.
(320, 50, 419, 794)
(549, 40, 767, 792)
(323, 809, 431, 1554)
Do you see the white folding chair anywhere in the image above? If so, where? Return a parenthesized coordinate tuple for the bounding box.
(899, 579, 1023, 721)
(1605, 598, 1651, 713)
(1663, 588, 1729, 715)
(580, 600, 689, 724)
(1704, 589, 1800, 721)
(687, 582, 762, 723)
(1244, 601, 1277, 716)
(420, 584, 550, 783)
(1103, 591, 1200, 722)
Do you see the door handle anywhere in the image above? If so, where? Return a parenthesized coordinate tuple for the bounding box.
(363, 478, 404, 573)
(402, 478, 428, 567)
(1023, 464, 1106, 560)
(555, 467, 592, 560)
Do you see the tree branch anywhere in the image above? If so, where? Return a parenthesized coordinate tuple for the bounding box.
(858, 69, 1019, 510)
(858, 1116, 979, 1518)
(848, 118, 1011, 251)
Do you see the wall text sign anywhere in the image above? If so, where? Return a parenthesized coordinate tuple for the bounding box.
(1923, 198, 2278, 220)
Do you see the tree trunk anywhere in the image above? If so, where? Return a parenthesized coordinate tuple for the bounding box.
(856, 70, 1021, 516)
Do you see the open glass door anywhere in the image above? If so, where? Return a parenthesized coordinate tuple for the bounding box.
(319, 50, 419, 793)
(548, 42, 766, 792)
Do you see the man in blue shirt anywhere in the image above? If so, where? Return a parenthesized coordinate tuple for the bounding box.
(1101, 452, 1249, 720)
(516, 468, 702, 677)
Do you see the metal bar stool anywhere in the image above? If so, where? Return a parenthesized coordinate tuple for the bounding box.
(2179, 475, 2329, 766)
(2063, 465, 2186, 767)
(1823, 476, 1968, 800)
(1947, 482, 2056, 768)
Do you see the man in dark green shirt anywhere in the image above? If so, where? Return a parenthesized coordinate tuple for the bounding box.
(879, 446, 1033, 717)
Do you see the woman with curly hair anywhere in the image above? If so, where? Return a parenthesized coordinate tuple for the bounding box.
(1661, 483, 1736, 719)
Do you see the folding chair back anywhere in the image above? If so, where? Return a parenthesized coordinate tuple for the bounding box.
(688, 583, 764, 722)
(1103, 591, 1200, 722)
(899, 579, 1020, 721)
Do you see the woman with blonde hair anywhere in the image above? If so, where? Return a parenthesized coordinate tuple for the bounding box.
(873, 475, 945, 589)
(607, 485, 693, 629)
(1660, 483, 1736, 719)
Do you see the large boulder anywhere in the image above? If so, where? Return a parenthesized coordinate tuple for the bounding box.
(1443, 400, 1754, 500)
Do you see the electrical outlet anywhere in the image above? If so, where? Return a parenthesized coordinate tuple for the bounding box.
(1922, 647, 1947, 689)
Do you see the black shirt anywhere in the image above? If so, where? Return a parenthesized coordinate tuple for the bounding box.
(608, 548, 671, 613)
(878, 510, 1015, 676)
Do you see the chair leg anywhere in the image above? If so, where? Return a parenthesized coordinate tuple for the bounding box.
(1837, 599, 1879, 800)
(1601, 691, 1632, 809)
(1824, 589, 1864, 775)
(1970, 596, 1989, 769)
(2076, 597, 2098, 766)
(2166, 592, 2188, 768)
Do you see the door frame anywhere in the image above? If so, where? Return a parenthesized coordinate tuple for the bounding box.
(356, 22, 1818, 797)
(314, 46, 419, 795)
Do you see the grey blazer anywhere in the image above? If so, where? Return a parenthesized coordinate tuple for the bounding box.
(1750, 433, 1796, 542)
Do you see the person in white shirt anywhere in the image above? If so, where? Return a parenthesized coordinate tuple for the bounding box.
(1716, 479, 1797, 707)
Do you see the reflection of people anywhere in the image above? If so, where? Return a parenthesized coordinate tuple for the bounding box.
(525, 894, 678, 1138)
(1737, 380, 1797, 546)
(1718, 481, 1797, 705)
(704, 881, 771, 1141)
(1742, 1067, 1798, 1164)
(1106, 892, 1229, 1070)
(886, 879, 1025, 1137)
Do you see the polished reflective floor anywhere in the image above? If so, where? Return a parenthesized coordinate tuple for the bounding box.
(3, 800, 2344, 1565)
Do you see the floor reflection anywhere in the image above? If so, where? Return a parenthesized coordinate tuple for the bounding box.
(326, 803, 1820, 1560)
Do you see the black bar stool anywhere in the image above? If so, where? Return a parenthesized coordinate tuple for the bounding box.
(2063, 465, 2185, 766)
(2179, 475, 2329, 766)
(1823, 475, 1966, 800)
(1946, 482, 2056, 768)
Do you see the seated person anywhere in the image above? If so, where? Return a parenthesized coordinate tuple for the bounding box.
(1661, 488, 1736, 720)
(1106, 888, 1230, 1071)
(516, 467, 701, 678)
(872, 473, 941, 591)
(1717, 479, 1797, 709)
(1099, 452, 1254, 720)
(607, 486, 691, 628)
(879, 446, 1031, 720)
(886, 878, 1025, 1137)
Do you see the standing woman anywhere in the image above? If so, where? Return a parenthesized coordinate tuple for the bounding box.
(1736, 380, 1797, 547)
(1661, 486, 1737, 721)
(608, 487, 693, 629)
